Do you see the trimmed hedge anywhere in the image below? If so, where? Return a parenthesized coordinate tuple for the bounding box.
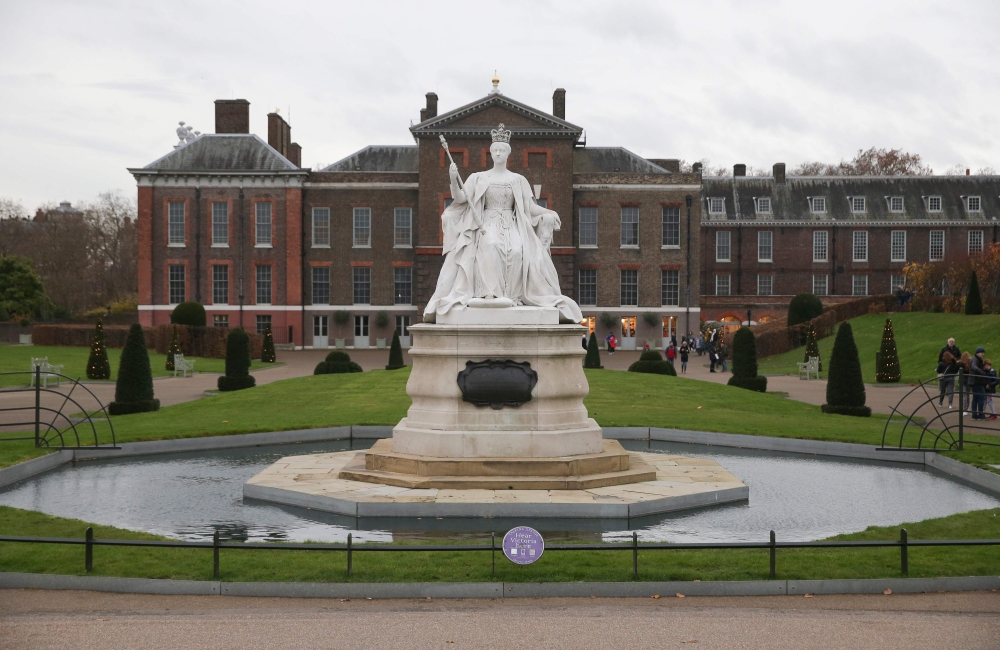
(30, 323, 263, 359)
(727, 327, 767, 393)
(787, 293, 824, 326)
(218, 328, 256, 392)
(628, 349, 677, 376)
(171, 301, 206, 327)
(108, 323, 159, 416)
(315, 351, 363, 374)
(966, 271, 983, 315)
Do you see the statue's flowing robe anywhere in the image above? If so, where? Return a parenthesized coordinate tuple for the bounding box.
(424, 171, 583, 323)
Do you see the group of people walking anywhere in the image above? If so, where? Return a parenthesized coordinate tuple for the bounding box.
(937, 337, 998, 420)
(582, 328, 728, 376)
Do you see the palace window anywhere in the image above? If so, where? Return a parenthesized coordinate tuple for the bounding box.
(927, 196, 942, 212)
(168, 201, 185, 246)
(890, 231, 906, 262)
(716, 231, 731, 262)
(755, 197, 772, 214)
(853, 231, 868, 262)
(579, 269, 597, 306)
(708, 197, 725, 215)
(620, 269, 638, 306)
(758, 231, 773, 262)
(255, 265, 272, 305)
(211, 202, 228, 246)
(757, 274, 773, 296)
(853, 275, 868, 296)
(889, 196, 905, 212)
(255, 202, 272, 247)
(579, 207, 598, 247)
(966, 196, 982, 212)
(661, 270, 679, 306)
(812, 274, 828, 296)
(851, 196, 866, 213)
(715, 274, 731, 296)
(620, 207, 639, 247)
(969, 230, 984, 254)
(256, 315, 271, 336)
(813, 231, 828, 262)
(662, 207, 680, 247)
(394, 208, 412, 247)
(312, 267, 330, 305)
(930, 230, 945, 261)
(213, 314, 229, 328)
(353, 207, 371, 247)
(394, 267, 412, 305)
(212, 265, 228, 305)
(353, 267, 371, 305)
(312, 208, 330, 247)
(809, 197, 827, 213)
(168, 264, 185, 304)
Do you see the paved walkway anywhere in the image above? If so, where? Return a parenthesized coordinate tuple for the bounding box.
(2, 589, 998, 649)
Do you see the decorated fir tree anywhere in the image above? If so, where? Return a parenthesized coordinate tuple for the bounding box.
(803, 323, 822, 372)
(965, 271, 983, 315)
(875, 318, 901, 383)
(261, 325, 276, 363)
(822, 322, 871, 417)
(86, 318, 110, 380)
(166, 324, 180, 371)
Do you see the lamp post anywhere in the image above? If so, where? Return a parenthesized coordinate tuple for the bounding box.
(745, 305, 753, 328)
(684, 195, 692, 338)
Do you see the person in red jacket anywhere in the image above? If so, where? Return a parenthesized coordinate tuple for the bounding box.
(666, 342, 676, 367)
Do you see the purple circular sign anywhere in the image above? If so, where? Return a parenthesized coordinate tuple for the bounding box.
(502, 526, 544, 565)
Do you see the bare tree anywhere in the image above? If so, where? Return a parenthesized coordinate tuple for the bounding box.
(80, 191, 138, 306)
(792, 148, 933, 176)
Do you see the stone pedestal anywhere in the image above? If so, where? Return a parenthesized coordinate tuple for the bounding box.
(391, 314, 603, 458)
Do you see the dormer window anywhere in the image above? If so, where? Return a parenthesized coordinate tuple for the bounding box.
(708, 197, 726, 215)
(967, 196, 982, 212)
(926, 196, 942, 212)
(889, 196, 904, 212)
(809, 197, 827, 213)
(755, 197, 772, 214)
(850, 196, 866, 213)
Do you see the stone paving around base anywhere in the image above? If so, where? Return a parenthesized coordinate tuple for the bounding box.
(244, 448, 747, 518)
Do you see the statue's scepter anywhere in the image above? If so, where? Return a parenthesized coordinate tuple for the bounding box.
(439, 135, 466, 193)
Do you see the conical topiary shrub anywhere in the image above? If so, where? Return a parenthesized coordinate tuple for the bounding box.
(108, 323, 159, 415)
(822, 322, 871, 417)
(965, 271, 983, 315)
(385, 331, 405, 370)
(261, 325, 276, 363)
(166, 324, 180, 371)
(875, 318, 901, 383)
(727, 327, 767, 392)
(86, 318, 110, 380)
(803, 323, 822, 372)
(584, 332, 603, 369)
(218, 328, 256, 391)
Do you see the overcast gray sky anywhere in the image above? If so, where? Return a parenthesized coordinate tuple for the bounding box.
(1, 0, 998, 210)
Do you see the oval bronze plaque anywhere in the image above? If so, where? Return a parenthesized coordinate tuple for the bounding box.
(457, 359, 537, 410)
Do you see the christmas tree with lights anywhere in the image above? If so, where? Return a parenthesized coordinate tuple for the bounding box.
(86, 319, 110, 380)
(261, 325, 276, 363)
(875, 318, 901, 383)
(803, 323, 822, 372)
(166, 324, 180, 371)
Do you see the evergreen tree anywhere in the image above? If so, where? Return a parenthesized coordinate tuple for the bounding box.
(787, 293, 823, 326)
(803, 323, 822, 372)
(727, 327, 767, 392)
(584, 332, 603, 369)
(314, 351, 363, 374)
(822, 322, 871, 417)
(218, 328, 256, 391)
(875, 318, 901, 383)
(166, 324, 180, 371)
(385, 331, 405, 370)
(261, 325, 276, 363)
(108, 324, 159, 415)
(965, 271, 983, 315)
(86, 318, 110, 380)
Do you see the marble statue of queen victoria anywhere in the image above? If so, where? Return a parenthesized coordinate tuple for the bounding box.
(423, 124, 583, 324)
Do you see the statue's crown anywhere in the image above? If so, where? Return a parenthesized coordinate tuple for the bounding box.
(490, 123, 512, 144)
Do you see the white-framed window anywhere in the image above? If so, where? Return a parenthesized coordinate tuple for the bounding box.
(255, 265, 272, 305)
(852, 230, 868, 262)
(394, 208, 412, 247)
(966, 196, 982, 212)
(661, 206, 680, 247)
(312, 266, 330, 305)
(715, 274, 731, 296)
(708, 197, 726, 215)
(354, 315, 369, 338)
(661, 269, 679, 306)
(813, 231, 829, 262)
(889, 196, 905, 212)
(353, 267, 371, 304)
(620, 269, 638, 306)
(211, 202, 228, 246)
(927, 195, 942, 212)
(969, 230, 984, 254)
(930, 230, 945, 261)
(395, 315, 410, 339)
(620, 207, 639, 247)
(579, 207, 598, 247)
(891, 274, 906, 291)
(851, 196, 866, 213)
(758, 231, 773, 262)
(394, 267, 412, 305)
(168, 264, 185, 304)
(167, 201, 185, 246)
(212, 265, 228, 305)
(812, 274, 828, 296)
(757, 274, 773, 296)
(312, 207, 330, 247)
(890, 231, 906, 262)
(755, 197, 772, 214)
(579, 269, 597, 305)
(809, 197, 827, 213)
(716, 231, 731, 262)
(353, 207, 371, 247)
(255, 202, 272, 247)
(256, 315, 272, 336)
(852, 274, 868, 296)
(213, 314, 229, 328)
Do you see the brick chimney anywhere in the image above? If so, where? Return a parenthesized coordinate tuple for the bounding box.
(288, 142, 302, 167)
(215, 99, 250, 134)
(267, 111, 291, 158)
(734, 164, 747, 177)
(773, 162, 786, 184)
(420, 92, 438, 122)
(552, 88, 566, 119)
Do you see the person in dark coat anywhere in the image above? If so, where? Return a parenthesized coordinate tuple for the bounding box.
(939, 338, 961, 362)
(970, 347, 988, 420)
(936, 351, 959, 409)
(679, 341, 690, 373)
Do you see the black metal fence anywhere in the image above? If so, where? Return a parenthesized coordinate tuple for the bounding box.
(2, 528, 998, 581)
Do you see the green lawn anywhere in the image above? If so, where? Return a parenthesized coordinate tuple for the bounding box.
(0, 344, 227, 387)
(757, 312, 1000, 384)
(1, 505, 997, 583)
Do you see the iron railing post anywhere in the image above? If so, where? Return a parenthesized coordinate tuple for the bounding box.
(491, 532, 495, 580)
(213, 531, 220, 579)
(632, 532, 638, 581)
(347, 533, 353, 577)
(958, 370, 965, 450)
(900, 528, 908, 576)
(85, 527, 93, 572)
(34, 365, 41, 447)
(769, 530, 776, 579)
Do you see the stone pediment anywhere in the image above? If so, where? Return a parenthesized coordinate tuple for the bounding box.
(410, 94, 583, 140)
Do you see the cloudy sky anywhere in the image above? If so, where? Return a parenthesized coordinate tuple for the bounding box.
(1, 0, 998, 210)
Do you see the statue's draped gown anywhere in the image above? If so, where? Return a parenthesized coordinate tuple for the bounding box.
(424, 171, 582, 323)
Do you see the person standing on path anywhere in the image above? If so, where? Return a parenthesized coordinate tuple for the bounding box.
(940, 338, 961, 362)
(970, 347, 988, 420)
(937, 351, 959, 408)
(679, 341, 689, 373)
(719, 339, 730, 373)
(607, 334, 616, 356)
(582, 333, 588, 350)
(984, 359, 998, 419)
(666, 342, 676, 367)
(959, 352, 973, 414)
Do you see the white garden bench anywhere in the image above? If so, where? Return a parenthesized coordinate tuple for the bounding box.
(30, 357, 64, 388)
(797, 356, 819, 380)
(173, 354, 196, 378)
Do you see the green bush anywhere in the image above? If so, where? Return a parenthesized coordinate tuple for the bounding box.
(385, 332, 405, 370)
(375, 310, 390, 328)
(261, 326, 276, 363)
(333, 310, 351, 326)
(166, 324, 180, 371)
(218, 328, 256, 391)
(171, 301, 206, 327)
(642, 312, 658, 327)
(86, 319, 110, 380)
(628, 359, 677, 376)
(822, 322, 870, 417)
(315, 350, 363, 374)
(640, 350, 663, 361)
(108, 323, 159, 415)
(727, 327, 767, 392)
(599, 312, 616, 330)
(584, 332, 603, 369)
(787, 293, 823, 326)
(966, 271, 983, 315)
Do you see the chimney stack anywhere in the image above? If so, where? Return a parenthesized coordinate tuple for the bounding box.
(692, 162, 703, 174)
(215, 99, 250, 134)
(552, 88, 566, 119)
(967, 168, 971, 176)
(267, 111, 291, 158)
(288, 142, 302, 168)
(773, 162, 786, 184)
(734, 164, 747, 177)
(420, 92, 438, 122)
